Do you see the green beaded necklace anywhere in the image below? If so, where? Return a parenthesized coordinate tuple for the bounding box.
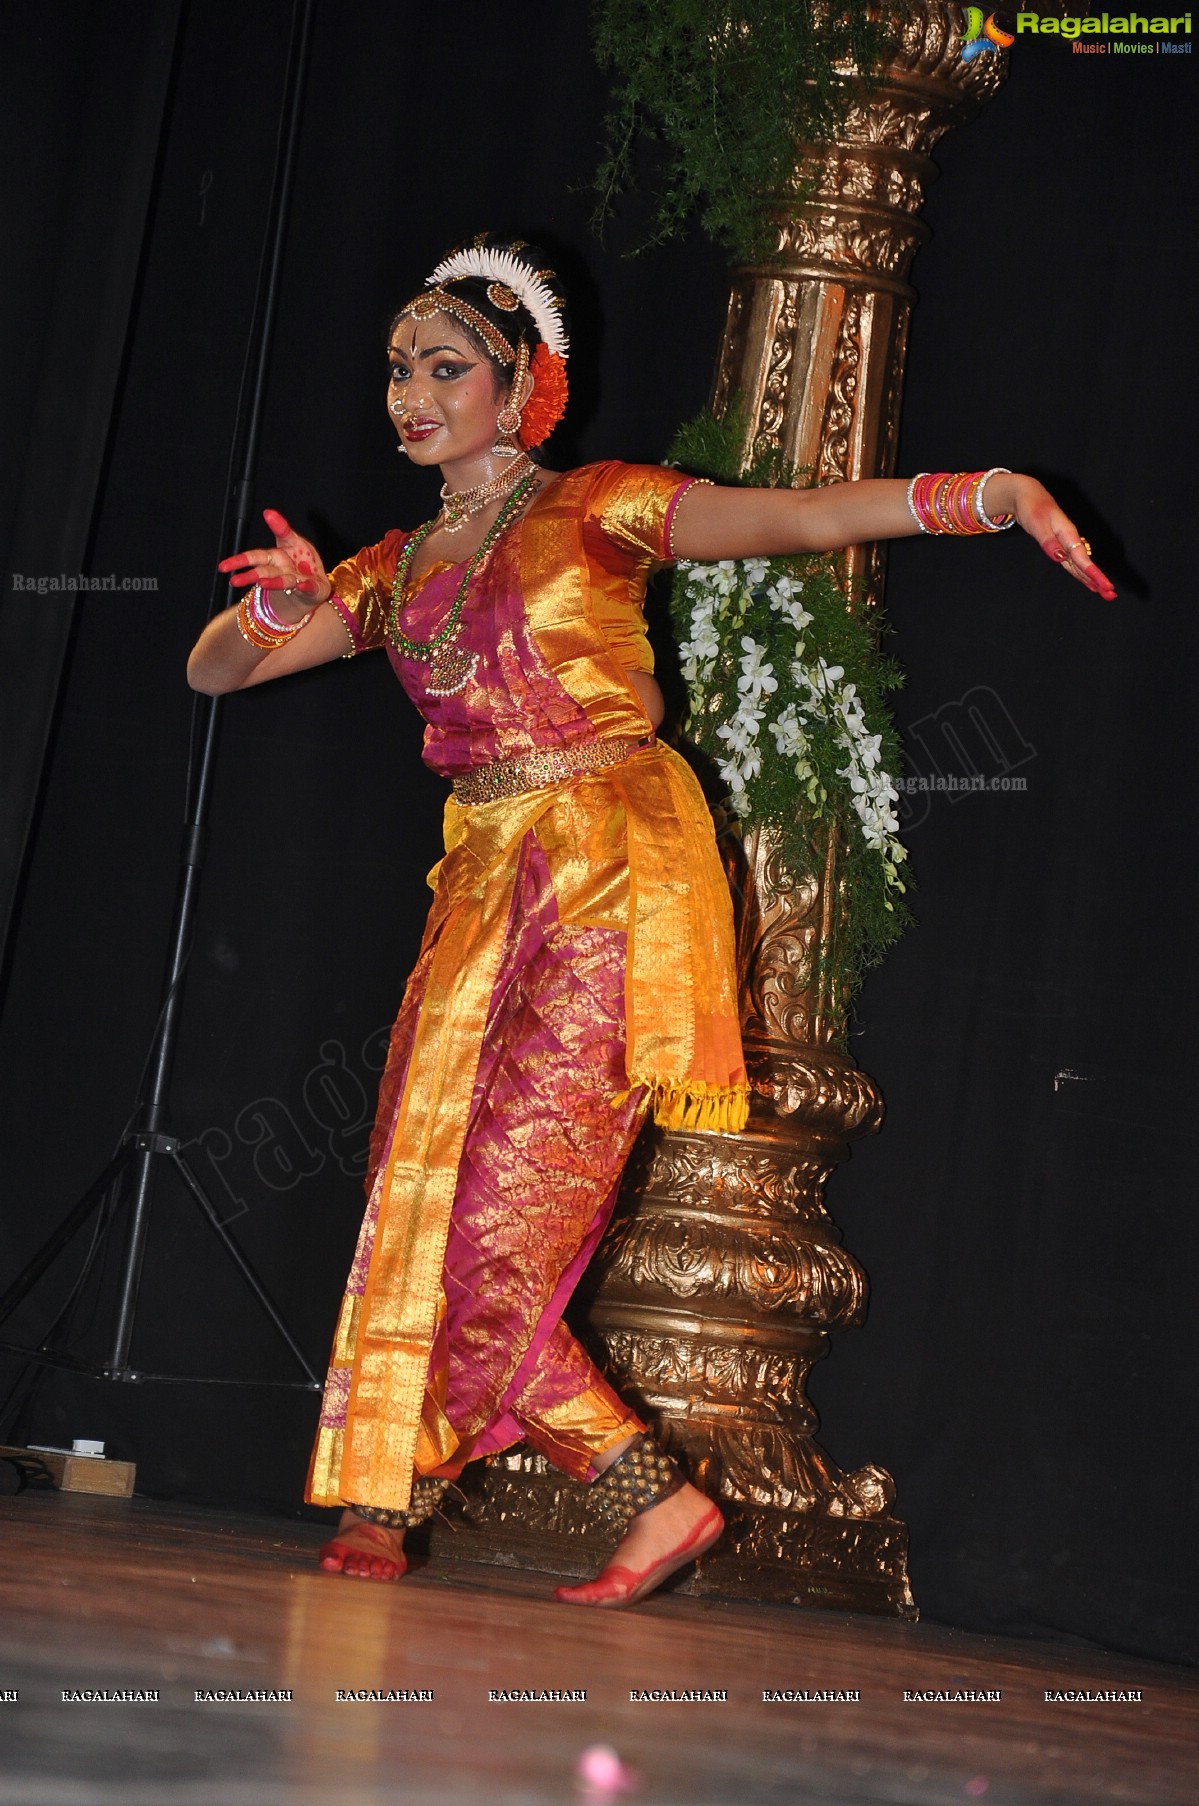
(386, 473, 538, 696)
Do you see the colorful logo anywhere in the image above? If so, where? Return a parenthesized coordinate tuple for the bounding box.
(962, 7, 1017, 57)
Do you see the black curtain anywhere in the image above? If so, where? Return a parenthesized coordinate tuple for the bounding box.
(1, 3, 1193, 1666)
(0, 1, 184, 976)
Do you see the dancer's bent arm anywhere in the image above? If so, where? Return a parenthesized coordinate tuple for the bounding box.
(188, 508, 341, 695)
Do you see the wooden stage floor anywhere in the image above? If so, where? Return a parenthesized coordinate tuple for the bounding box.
(0, 1493, 1193, 1805)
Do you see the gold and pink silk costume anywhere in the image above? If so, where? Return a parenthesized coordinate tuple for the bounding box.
(306, 463, 747, 1516)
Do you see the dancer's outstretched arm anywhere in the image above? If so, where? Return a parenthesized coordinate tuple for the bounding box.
(670, 470, 1116, 599)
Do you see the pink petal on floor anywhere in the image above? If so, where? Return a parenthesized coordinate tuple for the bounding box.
(575, 1743, 638, 1797)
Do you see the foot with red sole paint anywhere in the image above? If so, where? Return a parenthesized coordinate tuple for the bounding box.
(554, 1482, 723, 1608)
(319, 1509, 406, 1581)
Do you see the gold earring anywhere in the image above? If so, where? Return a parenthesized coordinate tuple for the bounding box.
(492, 340, 529, 456)
(492, 406, 521, 455)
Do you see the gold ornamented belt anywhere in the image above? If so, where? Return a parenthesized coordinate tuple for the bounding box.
(451, 733, 656, 806)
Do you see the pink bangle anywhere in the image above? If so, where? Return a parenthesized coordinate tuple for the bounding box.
(905, 470, 1014, 536)
(254, 586, 313, 635)
(237, 583, 309, 650)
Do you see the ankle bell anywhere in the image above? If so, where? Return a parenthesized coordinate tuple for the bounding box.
(595, 1432, 686, 1521)
(349, 1475, 448, 1529)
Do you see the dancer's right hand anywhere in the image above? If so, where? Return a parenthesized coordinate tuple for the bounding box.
(217, 508, 331, 618)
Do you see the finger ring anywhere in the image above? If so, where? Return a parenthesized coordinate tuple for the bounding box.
(283, 586, 297, 598)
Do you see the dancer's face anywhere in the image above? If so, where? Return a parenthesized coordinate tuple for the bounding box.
(386, 314, 505, 470)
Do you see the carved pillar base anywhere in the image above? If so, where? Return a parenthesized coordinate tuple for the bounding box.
(432, 1447, 913, 1617)
(431, 1038, 913, 1619)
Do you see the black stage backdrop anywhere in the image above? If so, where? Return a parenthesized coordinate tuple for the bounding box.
(1, 3, 1194, 1667)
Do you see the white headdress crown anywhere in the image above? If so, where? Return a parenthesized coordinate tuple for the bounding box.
(427, 247, 569, 362)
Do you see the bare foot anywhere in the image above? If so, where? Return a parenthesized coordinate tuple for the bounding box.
(554, 1482, 723, 1608)
(319, 1509, 406, 1581)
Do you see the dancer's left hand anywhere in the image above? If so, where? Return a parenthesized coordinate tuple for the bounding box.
(1008, 475, 1117, 599)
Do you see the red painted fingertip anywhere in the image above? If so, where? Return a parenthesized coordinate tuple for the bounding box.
(262, 507, 290, 536)
(1086, 564, 1117, 599)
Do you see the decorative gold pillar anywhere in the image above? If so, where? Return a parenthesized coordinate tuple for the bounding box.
(715, 0, 1008, 604)
(433, 6, 1006, 1614)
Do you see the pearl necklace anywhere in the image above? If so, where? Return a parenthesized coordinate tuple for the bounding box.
(439, 452, 535, 532)
(386, 473, 538, 695)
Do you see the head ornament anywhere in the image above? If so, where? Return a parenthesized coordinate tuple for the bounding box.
(427, 246, 570, 361)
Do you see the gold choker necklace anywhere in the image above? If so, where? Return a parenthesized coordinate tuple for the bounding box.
(439, 453, 535, 532)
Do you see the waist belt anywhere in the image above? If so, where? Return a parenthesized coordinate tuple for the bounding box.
(452, 733, 655, 806)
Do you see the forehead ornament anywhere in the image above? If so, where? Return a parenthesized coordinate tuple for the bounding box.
(398, 286, 517, 365)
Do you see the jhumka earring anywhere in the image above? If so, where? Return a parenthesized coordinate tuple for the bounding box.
(492, 339, 530, 457)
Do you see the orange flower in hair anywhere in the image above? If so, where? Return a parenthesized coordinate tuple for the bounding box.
(519, 344, 569, 448)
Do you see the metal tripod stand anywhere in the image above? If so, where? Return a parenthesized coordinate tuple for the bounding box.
(0, 707, 319, 1391)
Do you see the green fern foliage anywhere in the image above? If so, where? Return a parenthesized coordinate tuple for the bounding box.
(591, 1, 893, 259)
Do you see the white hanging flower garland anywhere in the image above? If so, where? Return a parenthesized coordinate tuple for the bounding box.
(676, 557, 909, 902)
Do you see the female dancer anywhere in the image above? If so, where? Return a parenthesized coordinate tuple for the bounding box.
(188, 236, 1114, 1607)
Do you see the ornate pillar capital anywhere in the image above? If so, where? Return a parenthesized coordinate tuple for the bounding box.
(713, 1, 1009, 599)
